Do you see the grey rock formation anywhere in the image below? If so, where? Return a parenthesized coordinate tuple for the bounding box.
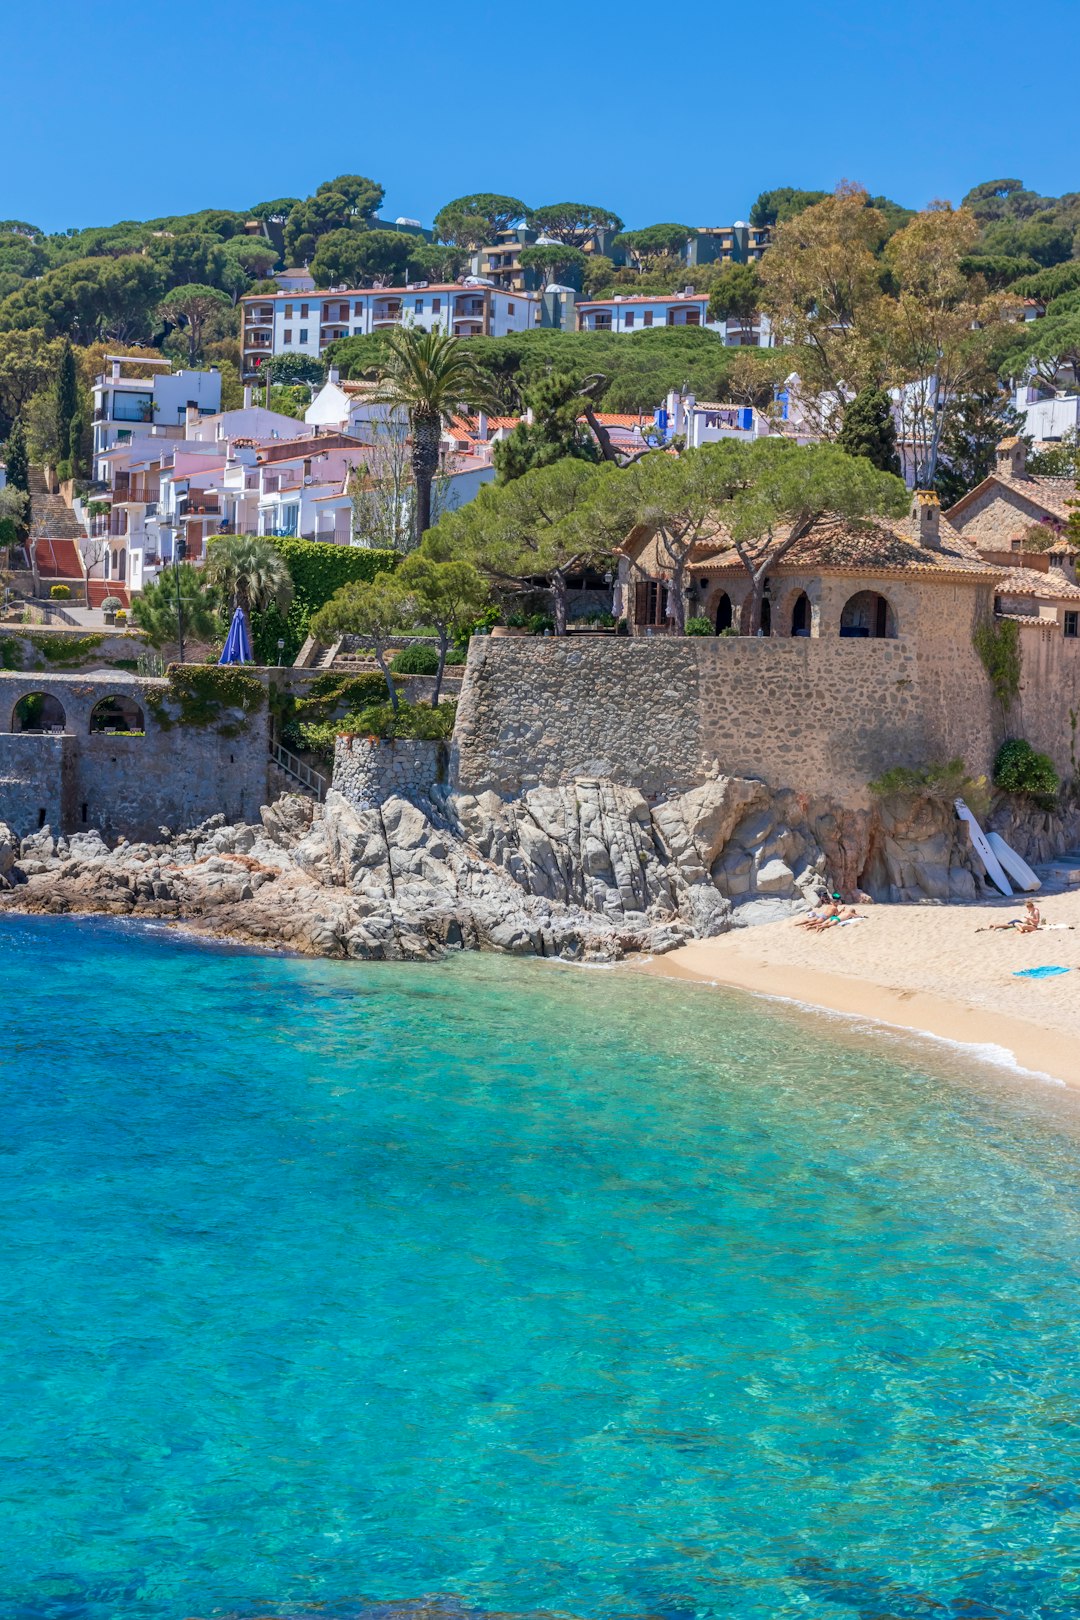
(0, 763, 1027, 961)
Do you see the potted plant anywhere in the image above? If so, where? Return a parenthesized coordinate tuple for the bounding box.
(101, 595, 122, 626)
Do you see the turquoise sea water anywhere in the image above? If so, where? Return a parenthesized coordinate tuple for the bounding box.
(4, 917, 1080, 1620)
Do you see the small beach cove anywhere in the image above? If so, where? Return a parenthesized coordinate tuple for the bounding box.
(637, 885, 1080, 1088)
(10, 915, 1080, 1619)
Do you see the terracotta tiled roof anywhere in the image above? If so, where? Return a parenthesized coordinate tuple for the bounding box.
(994, 566, 1080, 601)
(996, 475, 1076, 521)
(658, 511, 1002, 579)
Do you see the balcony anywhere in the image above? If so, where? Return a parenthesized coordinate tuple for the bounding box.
(372, 305, 404, 324)
(245, 309, 274, 326)
(244, 333, 272, 349)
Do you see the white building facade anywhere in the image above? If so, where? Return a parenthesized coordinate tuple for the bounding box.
(241, 283, 540, 375)
(91, 358, 222, 479)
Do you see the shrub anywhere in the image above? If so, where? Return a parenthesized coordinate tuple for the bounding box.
(101, 596, 123, 613)
(869, 758, 990, 817)
(685, 616, 713, 636)
(527, 613, 554, 635)
(296, 698, 456, 760)
(114, 608, 127, 623)
(49, 584, 71, 600)
(391, 642, 440, 675)
(153, 664, 265, 735)
(343, 699, 457, 741)
(994, 738, 1060, 806)
(55, 459, 73, 483)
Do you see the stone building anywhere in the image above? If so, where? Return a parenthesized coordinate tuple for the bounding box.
(0, 672, 268, 841)
(619, 489, 1002, 647)
(945, 437, 1074, 551)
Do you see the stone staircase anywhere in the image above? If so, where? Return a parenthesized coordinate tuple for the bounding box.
(28, 470, 88, 601)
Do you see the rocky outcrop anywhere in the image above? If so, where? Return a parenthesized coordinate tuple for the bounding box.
(0, 763, 1041, 961)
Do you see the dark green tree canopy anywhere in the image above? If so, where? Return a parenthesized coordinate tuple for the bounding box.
(310, 228, 423, 289)
(749, 188, 829, 226)
(614, 224, 692, 269)
(262, 353, 326, 387)
(525, 204, 624, 249)
(432, 194, 529, 247)
(836, 386, 901, 476)
(518, 243, 588, 285)
(284, 173, 384, 264)
(706, 262, 761, 325)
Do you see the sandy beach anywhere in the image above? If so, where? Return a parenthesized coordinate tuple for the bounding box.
(637, 888, 1080, 1087)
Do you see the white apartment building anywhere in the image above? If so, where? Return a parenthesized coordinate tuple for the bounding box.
(576, 293, 712, 334)
(1014, 383, 1080, 443)
(91, 357, 222, 479)
(240, 282, 540, 375)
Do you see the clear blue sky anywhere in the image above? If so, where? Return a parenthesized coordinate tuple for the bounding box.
(5, 0, 1078, 234)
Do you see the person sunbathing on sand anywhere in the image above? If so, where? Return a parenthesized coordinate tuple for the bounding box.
(981, 900, 1042, 934)
(802, 903, 864, 932)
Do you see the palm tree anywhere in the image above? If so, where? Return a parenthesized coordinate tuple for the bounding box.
(205, 534, 294, 622)
(369, 327, 499, 545)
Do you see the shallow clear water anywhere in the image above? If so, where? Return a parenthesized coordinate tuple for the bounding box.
(4, 916, 1080, 1620)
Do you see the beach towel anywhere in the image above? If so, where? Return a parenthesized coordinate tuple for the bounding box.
(1013, 965, 1071, 979)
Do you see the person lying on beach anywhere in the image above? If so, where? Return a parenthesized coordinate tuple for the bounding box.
(796, 897, 843, 929)
(802, 905, 864, 933)
(979, 900, 1042, 934)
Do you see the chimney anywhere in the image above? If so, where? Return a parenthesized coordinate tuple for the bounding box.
(243, 384, 253, 408)
(1049, 546, 1077, 584)
(328, 365, 340, 385)
(995, 437, 1027, 479)
(111, 359, 121, 381)
(185, 405, 199, 429)
(477, 411, 489, 441)
(912, 489, 941, 546)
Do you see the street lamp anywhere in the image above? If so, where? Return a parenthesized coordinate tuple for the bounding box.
(277, 638, 285, 667)
(173, 536, 188, 665)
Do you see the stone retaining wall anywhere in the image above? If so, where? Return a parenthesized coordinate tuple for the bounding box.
(333, 736, 450, 809)
(452, 633, 999, 804)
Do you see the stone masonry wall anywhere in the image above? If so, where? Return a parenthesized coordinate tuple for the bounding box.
(453, 631, 1000, 804)
(0, 734, 69, 835)
(1013, 621, 1080, 786)
(0, 673, 268, 840)
(334, 737, 450, 809)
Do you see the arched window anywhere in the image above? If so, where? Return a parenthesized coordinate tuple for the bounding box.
(840, 590, 897, 639)
(90, 696, 145, 735)
(12, 693, 67, 733)
(791, 592, 811, 637)
(715, 592, 733, 632)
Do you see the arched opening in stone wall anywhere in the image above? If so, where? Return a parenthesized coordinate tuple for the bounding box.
(760, 593, 772, 636)
(790, 592, 811, 637)
(715, 592, 733, 633)
(839, 590, 897, 639)
(12, 693, 67, 733)
(90, 696, 145, 735)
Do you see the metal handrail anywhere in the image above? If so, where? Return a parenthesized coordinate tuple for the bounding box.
(272, 740, 328, 802)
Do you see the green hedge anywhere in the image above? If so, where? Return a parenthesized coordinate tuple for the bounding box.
(250, 538, 398, 664)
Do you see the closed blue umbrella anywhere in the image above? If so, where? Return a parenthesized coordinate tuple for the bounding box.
(218, 606, 253, 665)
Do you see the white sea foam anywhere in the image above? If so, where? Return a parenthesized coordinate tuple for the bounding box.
(642, 966, 1067, 1087)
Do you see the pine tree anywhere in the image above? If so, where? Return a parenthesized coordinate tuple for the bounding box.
(56, 339, 79, 462)
(5, 417, 29, 493)
(836, 387, 901, 476)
